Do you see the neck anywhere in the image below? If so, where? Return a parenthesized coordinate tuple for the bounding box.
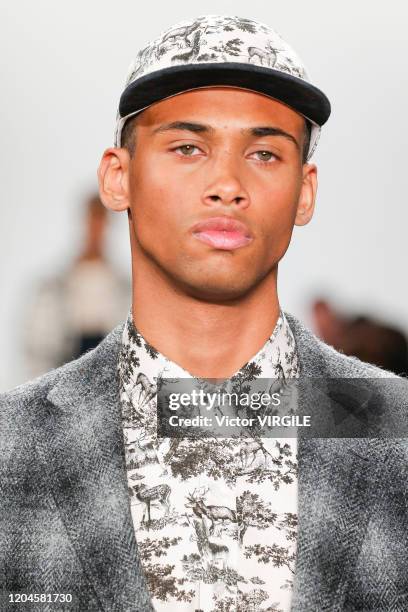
(78, 244, 104, 262)
(131, 257, 281, 379)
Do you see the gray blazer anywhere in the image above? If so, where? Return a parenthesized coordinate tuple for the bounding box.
(1, 312, 407, 612)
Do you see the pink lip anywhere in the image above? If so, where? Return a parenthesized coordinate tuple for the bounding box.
(191, 216, 253, 251)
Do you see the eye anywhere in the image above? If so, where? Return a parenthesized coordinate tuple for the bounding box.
(250, 150, 278, 162)
(174, 144, 202, 156)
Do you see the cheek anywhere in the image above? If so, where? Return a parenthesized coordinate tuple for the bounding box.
(130, 160, 167, 220)
(128, 158, 191, 249)
(255, 172, 301, 238)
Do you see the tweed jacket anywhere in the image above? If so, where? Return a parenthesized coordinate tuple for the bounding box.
(1, 312, 407, 612)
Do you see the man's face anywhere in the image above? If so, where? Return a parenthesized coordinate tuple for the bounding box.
(125, 87, 313, 301)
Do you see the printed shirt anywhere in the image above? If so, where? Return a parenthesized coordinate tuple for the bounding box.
(118, 311, 300, 612)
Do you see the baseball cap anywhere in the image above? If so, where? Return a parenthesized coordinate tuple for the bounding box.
(115, 15, 331, 160)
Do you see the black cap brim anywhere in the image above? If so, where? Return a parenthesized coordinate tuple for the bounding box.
(119, 62, 331, 126)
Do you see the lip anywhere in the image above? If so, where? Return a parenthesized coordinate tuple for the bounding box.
(190, 216, 253, 251)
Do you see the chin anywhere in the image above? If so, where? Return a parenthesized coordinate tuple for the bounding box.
(151, 249, 273, 301)
(176, 271, 259, 303)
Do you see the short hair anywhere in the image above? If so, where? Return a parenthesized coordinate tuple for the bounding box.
(121, 114, 312, 164)
(121, 114, 139, 157)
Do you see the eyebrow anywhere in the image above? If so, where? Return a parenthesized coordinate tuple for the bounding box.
(152, 121, 212, 134)
(247, 126, 300, 150)
(152, 121, 299, 149)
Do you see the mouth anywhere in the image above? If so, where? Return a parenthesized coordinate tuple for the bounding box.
(190, 216, 253, 251)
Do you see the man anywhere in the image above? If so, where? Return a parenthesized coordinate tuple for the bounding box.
(1, 15, 407, 612)
(24, 194, 130, 378)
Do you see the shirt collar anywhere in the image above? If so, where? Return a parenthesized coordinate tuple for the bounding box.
(118, 310, 299, 403)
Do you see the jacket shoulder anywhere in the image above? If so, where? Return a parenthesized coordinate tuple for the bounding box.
(0, 346, 110, 448)
(1, 367, 60, 410)
(1, 350, 89, 411)
(311, 334, 400, 379)
(0, 322, 124, 412)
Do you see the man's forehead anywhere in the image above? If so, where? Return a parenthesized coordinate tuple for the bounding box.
(137, 87, 305, 132)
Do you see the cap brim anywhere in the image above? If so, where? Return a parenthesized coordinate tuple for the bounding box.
(119, 62, 331, 127)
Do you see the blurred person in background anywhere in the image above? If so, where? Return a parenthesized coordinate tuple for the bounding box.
(24, 194, 130, 377)
(312, 299, 408, 376)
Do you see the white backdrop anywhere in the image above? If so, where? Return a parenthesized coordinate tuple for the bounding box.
(1, 0, 407, 390)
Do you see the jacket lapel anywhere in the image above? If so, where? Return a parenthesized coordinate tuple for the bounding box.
(285, 312, 380, 611)
(37, 324, 153, 612)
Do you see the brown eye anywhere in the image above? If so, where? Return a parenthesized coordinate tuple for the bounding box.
(254, 150, 275, 161)
(178, 145, 198, 156)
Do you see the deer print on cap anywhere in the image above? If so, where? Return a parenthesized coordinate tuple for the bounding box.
(124, 15, 307, 88)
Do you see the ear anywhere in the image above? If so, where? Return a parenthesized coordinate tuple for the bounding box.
(97, 147, 131, 212)
(294, 163, 318, 226)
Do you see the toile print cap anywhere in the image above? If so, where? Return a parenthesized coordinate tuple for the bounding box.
(115, 15, 331, 160)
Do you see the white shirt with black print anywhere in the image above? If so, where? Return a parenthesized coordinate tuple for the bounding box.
(118, 310, 299, 612)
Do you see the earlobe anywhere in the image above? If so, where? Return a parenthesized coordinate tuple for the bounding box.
(97, 147, 131, 212)
(295, 163, 318, 227)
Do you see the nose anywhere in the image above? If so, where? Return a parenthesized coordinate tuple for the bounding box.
(201, 152, 250, 209)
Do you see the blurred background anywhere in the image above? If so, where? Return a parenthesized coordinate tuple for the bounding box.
(1, 0, 407, 390)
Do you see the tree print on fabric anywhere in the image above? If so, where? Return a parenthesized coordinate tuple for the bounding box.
(236, 490, 278, 545)
(167, 438, 240, 485)
(209, 38, 244, 60)
(230, 361, 263, 393)
(227, 17, 259, 35)
(244, 542, 296, 580)
(138, 536, 196, 603)
(242, 440, 298, 487)
(119, 340, 140, 387)
(211, 588, 284, 612)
